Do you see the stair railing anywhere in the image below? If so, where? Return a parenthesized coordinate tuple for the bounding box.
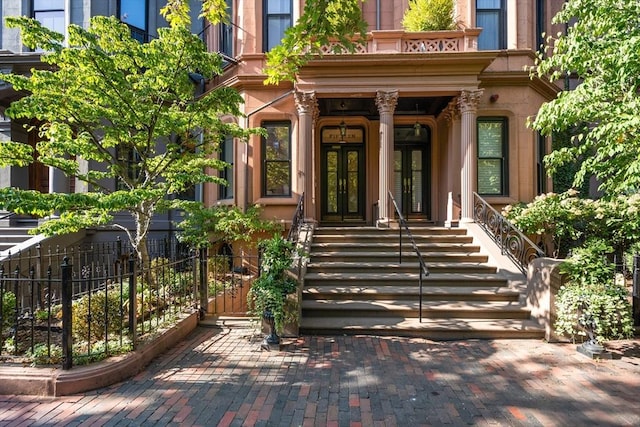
(472, 192, 545, 274)
(287, 192, 304, 243)
(388, 191, 430, 322)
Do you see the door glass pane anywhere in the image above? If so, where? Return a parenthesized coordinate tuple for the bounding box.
(393, 150, 402, 207)
(326, 151, 338, 213)
(411, 150, 423, 213)
(347, 151, 358, 213)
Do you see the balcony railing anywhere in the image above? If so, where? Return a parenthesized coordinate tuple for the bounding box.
(319, 28, 481, 55)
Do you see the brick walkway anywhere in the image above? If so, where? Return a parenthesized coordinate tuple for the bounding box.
(1, 322, 639, 426)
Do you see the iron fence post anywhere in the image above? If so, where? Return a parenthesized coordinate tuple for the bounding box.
(61, 257, 73, 370)
(128, 253, 137, 348)
(633, 254, 639, 326)
(199, 247, 208, 316)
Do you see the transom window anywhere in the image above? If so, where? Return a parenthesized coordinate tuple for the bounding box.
(476, 0, 506, 50)
(263, 0, 292, 52)
(477, 118, 508, 196)
(262, 121, 291, 197)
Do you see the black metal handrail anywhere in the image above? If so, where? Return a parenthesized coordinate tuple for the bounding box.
(287, 192, 304, 243)
(388, 191, 430, 322)
(472, 192, 545, 274)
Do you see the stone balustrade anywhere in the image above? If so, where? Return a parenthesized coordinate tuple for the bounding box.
(319, 28, 481, 55)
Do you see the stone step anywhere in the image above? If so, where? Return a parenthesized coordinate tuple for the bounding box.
(310, 251, 489, 263)
(299, 317, 545, 340)
(301, 299, 532, 319)
(314, 226, 468, 236)
(311, 242, 481, 253)
(303, 272, 509, 287)
(302, 285, 520, 302)
(305, 261, 497, 274)
(312, 234, 474, 244)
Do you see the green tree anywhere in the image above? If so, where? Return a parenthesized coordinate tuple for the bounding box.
(0, 12, 257, 264)
(402, 0, 457, 32)
(530, 0, 640, 196)
(263, 0, 368, 84)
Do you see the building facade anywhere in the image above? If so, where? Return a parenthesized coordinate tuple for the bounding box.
(0, 0, 202, 236)
(204, 0, 564, 228)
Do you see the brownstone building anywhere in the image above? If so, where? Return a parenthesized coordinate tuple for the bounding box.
(204, 0, 564, 228)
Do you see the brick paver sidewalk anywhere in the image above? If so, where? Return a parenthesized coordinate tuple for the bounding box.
(1, 322, 639, 426)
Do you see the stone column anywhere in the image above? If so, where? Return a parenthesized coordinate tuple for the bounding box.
(442, 99, 461, 227)
(375, 90, 398, 226)
(294, 90, 318, 223)
(458, 89, 483, 222)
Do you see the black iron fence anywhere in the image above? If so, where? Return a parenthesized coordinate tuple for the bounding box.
(0, 237, 202, 369)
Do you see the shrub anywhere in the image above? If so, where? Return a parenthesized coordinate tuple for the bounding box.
(1, 291, 17, 350)
(26, 343, 63, 366)
(402, 0, 457, 32)
(555, 240, 634, 343)
(72, 288, 125, 343)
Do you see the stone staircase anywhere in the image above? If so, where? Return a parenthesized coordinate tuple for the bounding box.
(300, 226, 544, 339)
(0, 225, 38, 256)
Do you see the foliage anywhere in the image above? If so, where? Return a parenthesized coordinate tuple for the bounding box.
(1, 291, 16, 329)
(263, 0, 368, 84)
(555, 240, 634, 343)
(26, 343, 63, 366)
(503, 190, 589, 257)
(178, 204, 280, 249)
(0, 11, 258, 263)
(73, 337, 133, 366)
(530, 0, 640, 195)
(402, 0, 457, 32)
(504, 191, 640, 258)
(1, 291, 16, 351)
(247, 235, 298, 334)
(72, 288, 125, 343)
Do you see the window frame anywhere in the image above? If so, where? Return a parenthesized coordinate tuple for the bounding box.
(261, 121, 292, 198)
(32, 0, 65, 39)
(476, 117, 509, 196)
(263, 0, 293, 52)
(115, 145, 142, 191)
(219, 135, 234, 200)
(117, 0, 149, 43)
(219, 0, 234, 60)
(476, 0, 507, 50)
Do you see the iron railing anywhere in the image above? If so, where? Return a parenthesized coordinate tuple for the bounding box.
(388, 191, 430, 322)
(473, 192, 545, 274)
(287, 192, 304, 243)
(0, 236, 200, 369)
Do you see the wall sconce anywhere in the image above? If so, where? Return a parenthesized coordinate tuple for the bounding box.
(339, 120, 348, 138)
(339, 100, 347, 140)
(414, 104, 421, 136)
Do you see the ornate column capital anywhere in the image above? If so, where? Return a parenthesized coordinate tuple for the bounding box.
(375, 90, 399, 115)
(442, 99, 460, 124)
(294, 90, 318, 116)
(457, 89, 484, 114)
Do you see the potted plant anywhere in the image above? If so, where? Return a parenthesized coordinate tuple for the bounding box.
(247, 235, 298, 344)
